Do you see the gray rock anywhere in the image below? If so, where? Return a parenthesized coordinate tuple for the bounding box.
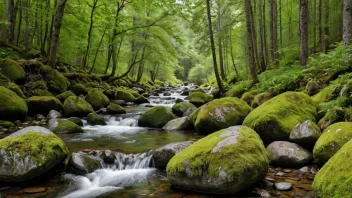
(67, 152, 103, 174)
(47, 119, 83, 134)
(163, 91, 172, 96)
(267, 141, 312, 167)
(290, 120, 321, 148)
(275, 182, 292, 191)
(68, 117, 83, 126)
(46, 110, 63, 120)
(152, 141, 193, 169)
(183, 107, 197, 117)
(0, 126, 68, 182)
(100, 150, 116, 164)
(255, 188, 271, 197)
(162, 117, 192, 131)
(112, 100, 126, 106)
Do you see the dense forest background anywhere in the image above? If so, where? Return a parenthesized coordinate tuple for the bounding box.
(0, 0, 351, 92)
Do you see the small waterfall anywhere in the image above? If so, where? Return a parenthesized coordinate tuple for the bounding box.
(59, 152, 156, 198)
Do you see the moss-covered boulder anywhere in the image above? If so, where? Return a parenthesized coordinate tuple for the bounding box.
(318, 107, 345, 130)
(312, 85, 339, 104)
(191, 97, 252, 135)
(0, 86, 28, 121)
(138, 106, 176, 128)
(40, 65, 70, 94)
(106, 103, 126, 114)
(187, 92, 213, 107)
(72, 83, 88, 96)
(6, 82, 26, 98)
(243, 92, 317, 145)
(313, 139, 352, 198)
(26, 96, 63, 116)
(163, 117, 192, 131)
(0, 58, 26, 83)
(0, 126, 69, 182)
(313, 122, 352, 165)
(85, 88, 110, 111)
(63, 96, 94, 117)
(172, 102, 196, 117)
(47, 119, 83, 134)
(56, 91, 76, 102)
(34, 89, 54, 96)
(251, 92, 272, 108)
(87, 113, 106, 126)
(166, 126, 269, 194)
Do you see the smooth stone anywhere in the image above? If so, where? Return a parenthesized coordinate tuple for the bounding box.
(23, 187, 47, 194)
(275, 182, 292, 191)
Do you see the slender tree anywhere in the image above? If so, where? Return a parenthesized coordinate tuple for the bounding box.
(206, 0, 224, 94)
(47, 0, 68, 67)
(300, 0, 309, 67)
(269, 0, 279, 66)
(5, 0, 16, 43)
(83, 0, 99, 70)
(343, 0, 352, 45)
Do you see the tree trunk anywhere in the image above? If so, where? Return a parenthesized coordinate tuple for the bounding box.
(24, 0, 30, 53)
(41, 0, 50, 55)
(16, 0, 22, 45)
(343, 0, 352, 45)
(83, 0, 98, 70)
(322, 0, 329, 53)
(300, 0, 309, 67)
(269, 0, 279, 66)
(259, 0, 267, 71)
(89, 27, 107, 74)
(217, 0, 225, 80)
(263, 0, 269, 66)
(206, 0, 224, 94)
(47, 0, 58, 56)
(245, 0, 259, 83)
(47, 0, 68, 67)
(6, 0, 16, 43)
(318, 0, 323, 52)
(313, 0, 316, 52)
(229, 28, 239, 77)
(104, 43, 112, 74)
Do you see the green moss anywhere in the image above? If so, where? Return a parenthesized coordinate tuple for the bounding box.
(26, 96, 62, 116)
(166, 126, 268, 180)
(138, 106, 176, 128)
(72, 83, 88, 96)
(225, 80, 252, 98)
(313, 122, 352, 165)
(40, 65, 69, 94)
(0, 120, 15, 128)
(87, 113, 106, 126)
(312, 85, 340, 104)
(193, 97, 252, 134)
(172, 102, 196, 117)
(240, 90, 258, 105)
(86, 88, 110, 110)
(6, 83, 26, 98)
(318, 107, 345, 130)
(251, 92, 272, 108)
(113, 87, 137, 102)
(188, 92, 213, 107)
(0, 131, 69, 165)
(189, 106, 201, 125)
(56, 91, 76, 102)
(29, 80, 47, 89)
(243, 92, 317, 145)
(0, 86, 28, 121)
(0, 58, 26, 83)
(35, 89, 54, 96)
(49, 119, 83, 134)
(106, 103, 126, 114)
(25, 49, 41, 59)
(313, 138, 352, 198)
(63, 96, 94, 117)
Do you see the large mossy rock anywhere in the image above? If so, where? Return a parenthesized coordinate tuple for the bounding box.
(243, 92, 317, 145)
(187, 92, 213, 107)
(26, 96, 63, 116)
(47, 119, 83, 134)
(172, 102, 196, 117)
(0, 58, 26, 83)
(72, 83, 88, 96)
(166, 126, 269, 194)
(0, 86, 28, 121)
(138, 106, 176, 128)
(87, 113, 106, 126)
(40, 65, 70, 94)
(191, 97, 252, 135)
(56, 91, 76, 102)
(106, 103, 126, 114)
(0, 126, 69, 182)
(313, 139, 352, 198)
(313, 122, 352, 165)
(85, 88, 110, 110)
(63, 96, 94, 117)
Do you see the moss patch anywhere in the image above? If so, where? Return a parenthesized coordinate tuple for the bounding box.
(188, 92, 213, 107)
(0, 58, 26, 83)
(0, 86, 28, 121)
(26, 96, 63, 116)
(63, 96, 94, 117)
(86, 88, 110, 110)
(138, 106, 176, 128)
(313, 122, 352, 165)
(243, 92, 317, 145)
(40, 65, 69, 94)
(56, 91, 76, 102)
(172, 102, 196, 117)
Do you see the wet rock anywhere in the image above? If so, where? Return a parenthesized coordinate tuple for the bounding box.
(163, 117, 192, 131)
(27, 96, 62, 117)
(106, 103, 126, 114)
(267, 141, 312, 167)
(67, 117, 83, 126)
(152, 141, 193, 169)
(46, 110, 63, 120)
(23, 187, 47, 194)
(175, 98, 184, 103)
(96, 108, 106, 114)
(181, 90, 189, 96)
(190, 97, 252, 135)
(56, 91, 76, 102)
(67, 152, 103, 174)
(63, 96, 94, 117)
(275, 182, 292, 191)
(313, 122, 352, 165)
(243, 92, 317, 145)
(290, 120, 321, 148)
(112, 100, 126, 106)
(188, 92, 213, 107)
(100, 150, 116, 164)
(72, 83, 88, 96)
(167, 126, 269, 194)
(35, 114, 45, 120)
(299, 166, 309, 173)
(47, 119, 83, 134)
(85, 88, 110, 111)
(138, 106, 176, 128)
(0, 120, 15, 128)
(255, 188, 271, 197)
(0, 126, 69, 182)
(183, 107, 197, 117)
(163, 92, 172, 96)
(172, 102, 196, 117)
(87, 113, 106, 126)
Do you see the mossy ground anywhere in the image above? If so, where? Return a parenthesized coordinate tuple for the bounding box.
(313, 122, 352, 165)
(0, 131, 69, 165)
(313, 138, 352, 198)
(166, 126, 268, 181)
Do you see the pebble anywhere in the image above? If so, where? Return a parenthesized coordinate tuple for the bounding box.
(255, 188, 271, 198)
(283, 169, 292, 173)
(23, 187, 47, 194)
(275, 182, 293, 191)
(300, 166, 309, 172)
(275, 171, 285, 176)
(0, 186, 10, 191)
